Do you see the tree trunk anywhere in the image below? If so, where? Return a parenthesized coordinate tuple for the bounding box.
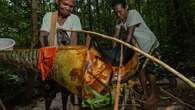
(31, 0, 39, 48)
(88, 0, 92, 30)
(96, 0, 100, 29)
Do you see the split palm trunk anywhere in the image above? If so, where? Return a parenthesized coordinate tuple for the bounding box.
(0, 46, 113, 97)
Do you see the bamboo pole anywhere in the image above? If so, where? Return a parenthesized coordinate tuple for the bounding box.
(86, 33, 91, 48)
(160, 87, 195, 110)
(59, 28, 195, 89)
(114, 45, 124, 110)
(0, 99, 6, 110)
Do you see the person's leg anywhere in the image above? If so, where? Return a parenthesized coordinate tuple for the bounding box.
(138, 70, 149, 99)
(146, 73, 160, 110)
(43, 80, 56, 110)
(138, 50, 160, 109)
(61, 88, 70, 110)
(139, 69, 160, 109)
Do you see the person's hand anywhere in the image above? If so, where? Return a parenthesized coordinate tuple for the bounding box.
(113, 42, 116, 49)
(39, 31, 49, 47)
(125, 39, 131, 44)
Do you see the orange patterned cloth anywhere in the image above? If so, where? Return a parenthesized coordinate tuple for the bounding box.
(38, 47, 57, 80)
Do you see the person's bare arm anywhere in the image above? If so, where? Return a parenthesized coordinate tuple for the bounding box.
(113, 28, 120, 47)
(126, 26, 136, 43)
(39, 31, 49, 47)
(70, 31, 78, 45)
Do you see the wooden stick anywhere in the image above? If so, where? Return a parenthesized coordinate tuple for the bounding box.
(86, 33, 91, 48)
(0, 98, 6, 110)
(160, 87, 195, 110)
(59, 28, 195, 89)
(114, 45, 124, 110)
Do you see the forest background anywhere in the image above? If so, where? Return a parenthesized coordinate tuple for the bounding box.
(0, 0, 195, 107)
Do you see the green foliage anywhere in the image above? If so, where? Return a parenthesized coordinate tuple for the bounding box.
(0, 0, 31, 47)
(0, 62, 41, 105)
(0, 0, 194, 63)
(0, 62, 26, 104)
(82, 86, 114, 110)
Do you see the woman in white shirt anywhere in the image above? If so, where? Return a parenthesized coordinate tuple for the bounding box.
(39, 0, 82, 47)
(112, 0, 160, 109)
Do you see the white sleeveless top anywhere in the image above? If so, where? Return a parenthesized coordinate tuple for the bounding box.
(40, 12, 82, 46)
(116, 10, 159, 53)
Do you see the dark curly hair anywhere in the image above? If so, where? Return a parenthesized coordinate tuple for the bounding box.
(111, 0, 127, 8)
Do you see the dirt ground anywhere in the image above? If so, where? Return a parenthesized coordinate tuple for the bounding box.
(12, 90, 195, 110)
(15, 93, 62, 110)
